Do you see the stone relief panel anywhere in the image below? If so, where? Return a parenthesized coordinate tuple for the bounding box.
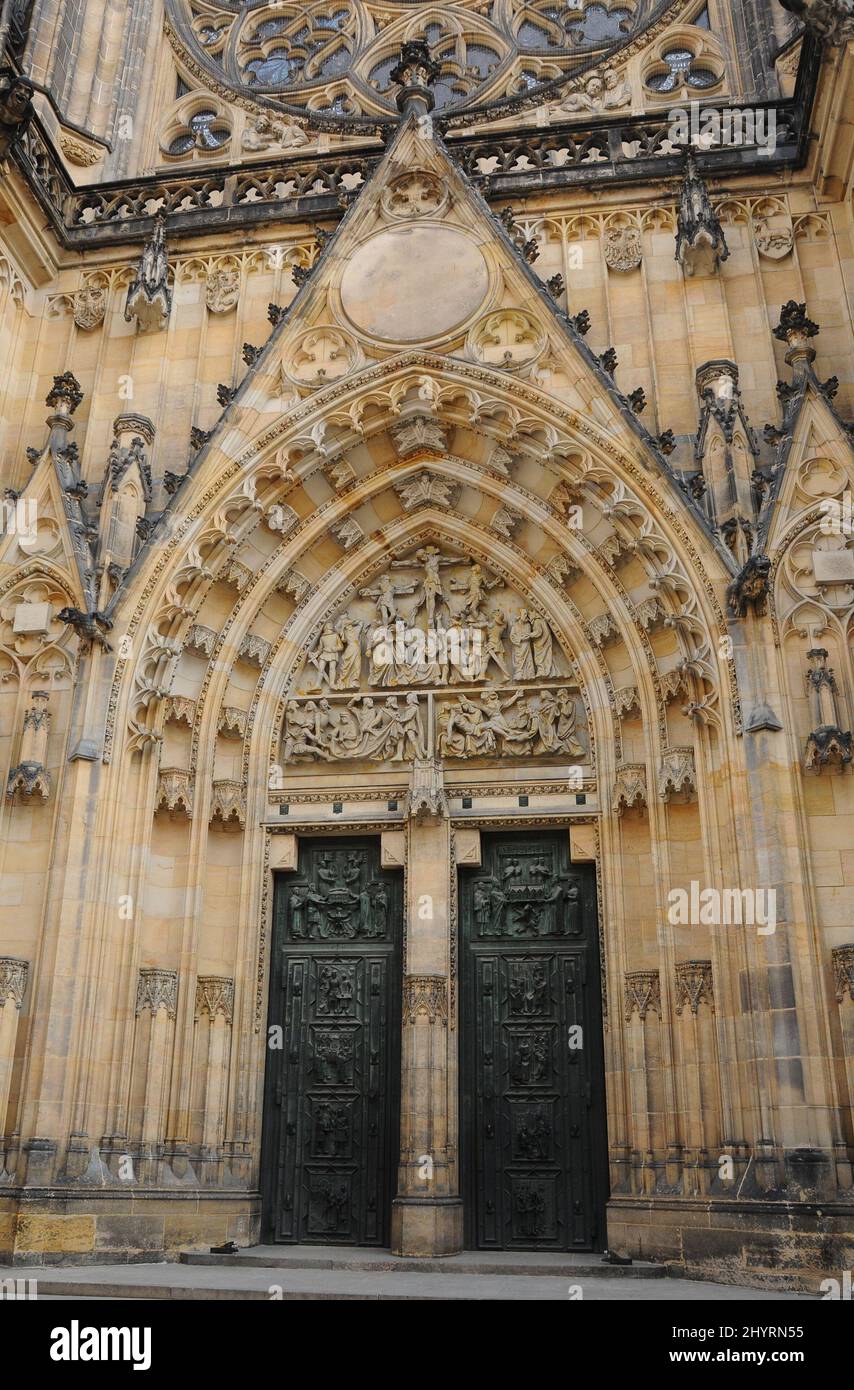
(279, 544, 588, 766)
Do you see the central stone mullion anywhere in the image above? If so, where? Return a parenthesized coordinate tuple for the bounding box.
(390, 763, 463, 1255)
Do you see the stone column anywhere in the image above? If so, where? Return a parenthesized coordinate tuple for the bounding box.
(0, 959, 28, 1173)
(624, 971, 664, 1194)
(390, 760, 463, 1255)
(135, 968, 178, 1183)
(194, 976, 234, 1183)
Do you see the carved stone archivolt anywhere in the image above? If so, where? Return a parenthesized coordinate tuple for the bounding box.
(136, 969, 178, 1019)
(195, 975, 234, 1023)
(0, 958, 28, 1009)
(675, 961, 714, 1016)
(624, 971, 661, 1022)
(403, 976, 448, 1025)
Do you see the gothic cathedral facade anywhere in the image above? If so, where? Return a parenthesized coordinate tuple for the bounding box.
(0, 0, 853, 1286)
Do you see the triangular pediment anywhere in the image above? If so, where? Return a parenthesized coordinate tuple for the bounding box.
(187, 112, 683, 504)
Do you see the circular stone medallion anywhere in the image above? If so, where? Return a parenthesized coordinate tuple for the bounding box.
(340, 226, 489, 343)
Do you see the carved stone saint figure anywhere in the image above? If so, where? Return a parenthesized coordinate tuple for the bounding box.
(360, 573, 416, 625)
(337, 619, 363, 689)
(530, 613, 556, 678)
(449, 563, 499, 621)
(310, 621, 343, 689)
(556, 688, 584, 755)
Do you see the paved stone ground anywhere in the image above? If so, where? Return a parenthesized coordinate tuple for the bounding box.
(0, 1257, 815, 1301)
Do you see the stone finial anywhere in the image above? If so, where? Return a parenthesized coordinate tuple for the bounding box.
(773, 300, 819, 371)
(390, 40, 441, 114)
(675, 148, 729, 278)
(46, 372, 84, 416)
(778, 0, 854, 45)
(125, 214, 171, 333)
(135, 968, 178, 1019)
(0, 957, 29, 1009)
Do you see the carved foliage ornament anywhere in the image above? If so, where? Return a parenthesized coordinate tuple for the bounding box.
(603, 226, 643, 273)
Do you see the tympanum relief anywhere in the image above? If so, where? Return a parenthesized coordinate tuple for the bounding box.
(282, 546, 587, 765)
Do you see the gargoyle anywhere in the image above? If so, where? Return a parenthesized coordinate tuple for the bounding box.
(727, 553, 772, 619)
(57, 607, 114, 652)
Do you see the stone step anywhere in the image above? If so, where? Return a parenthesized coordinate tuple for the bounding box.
(0, 1260, 810, 1301)
(181, 1243, 665, 1279)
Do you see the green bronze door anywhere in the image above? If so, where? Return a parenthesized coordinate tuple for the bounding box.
(262, 838, 402, 1245)
(460, 831, 608, 1250)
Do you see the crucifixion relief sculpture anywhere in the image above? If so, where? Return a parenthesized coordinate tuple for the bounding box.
(283, 546, 587, 763)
